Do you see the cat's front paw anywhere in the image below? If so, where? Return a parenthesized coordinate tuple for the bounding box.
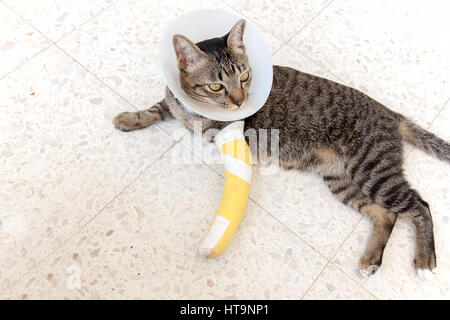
(113, 112, 138, 131)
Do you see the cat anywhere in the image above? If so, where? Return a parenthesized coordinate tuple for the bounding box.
(113, 19, 450, 279)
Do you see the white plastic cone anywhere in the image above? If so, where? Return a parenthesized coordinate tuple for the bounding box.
(158, 9, 273, 121)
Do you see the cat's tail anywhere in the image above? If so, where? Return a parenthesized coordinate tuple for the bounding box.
(399, 119, 450, 163)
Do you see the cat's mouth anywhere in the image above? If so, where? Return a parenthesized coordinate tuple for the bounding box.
(223, 104, 242, 110)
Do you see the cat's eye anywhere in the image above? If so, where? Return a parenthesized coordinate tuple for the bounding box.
(240, 71, 250, 82)
(208, 83, 222, 91)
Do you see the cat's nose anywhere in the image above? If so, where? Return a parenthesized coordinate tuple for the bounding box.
(231, 97, 243, 107)
(230, 92, 245, 107)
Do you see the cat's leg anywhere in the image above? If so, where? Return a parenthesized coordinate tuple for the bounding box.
(381, 187, 436, 279)
(346, 138, 436, 278)
(113, 99, 171, 131)
(308, 147, 397, 276)
(323, 174, 396, 276)
(358, 203, 396, 276)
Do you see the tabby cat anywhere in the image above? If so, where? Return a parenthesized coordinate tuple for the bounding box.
(113, 19, 450, 279)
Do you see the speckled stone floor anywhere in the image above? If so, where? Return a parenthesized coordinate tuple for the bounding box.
(0, 0, 449, 300)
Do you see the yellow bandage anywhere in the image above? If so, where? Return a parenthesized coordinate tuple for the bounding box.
(199, 121, 253, 258)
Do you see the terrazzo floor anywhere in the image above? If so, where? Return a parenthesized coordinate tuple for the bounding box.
(0, 0, 449, 300)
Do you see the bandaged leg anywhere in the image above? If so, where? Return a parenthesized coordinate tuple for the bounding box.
(199, 121, 253, 258)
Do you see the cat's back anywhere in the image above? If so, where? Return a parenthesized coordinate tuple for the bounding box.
(245, 65, 400, 137)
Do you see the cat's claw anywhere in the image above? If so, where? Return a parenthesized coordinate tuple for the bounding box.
(417, 268, 436, 281)
(359, 265, 379, 278)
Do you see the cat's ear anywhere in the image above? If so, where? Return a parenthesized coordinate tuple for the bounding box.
(227, 19, 246, 56)
(173, 34, 207, 72)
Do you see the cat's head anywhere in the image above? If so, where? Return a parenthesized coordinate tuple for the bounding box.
(172, 19, 251, 110)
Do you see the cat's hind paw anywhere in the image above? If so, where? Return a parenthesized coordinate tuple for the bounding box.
(417, 268, 436, 281)
(359, 265, 380, 278)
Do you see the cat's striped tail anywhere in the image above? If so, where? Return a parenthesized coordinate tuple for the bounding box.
(399, 119, 450, 163)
